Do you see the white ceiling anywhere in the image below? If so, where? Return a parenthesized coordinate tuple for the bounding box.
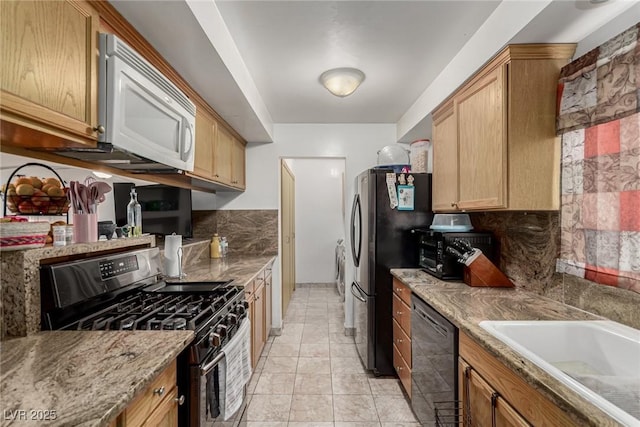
(109, 0, 640, 143)
(214, 1, 500, 124)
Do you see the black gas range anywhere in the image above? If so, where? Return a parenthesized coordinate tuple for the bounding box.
(40, 246, 249, 426)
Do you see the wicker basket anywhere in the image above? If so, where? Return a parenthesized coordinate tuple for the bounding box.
(2, 162, 69, 218)
(5, 194, 70, 215)
(0, 221, 51, 251)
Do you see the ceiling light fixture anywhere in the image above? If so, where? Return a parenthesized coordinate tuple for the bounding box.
(319, 67, 365, 97)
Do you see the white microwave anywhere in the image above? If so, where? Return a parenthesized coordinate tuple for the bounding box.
(97, 33, 195, 172)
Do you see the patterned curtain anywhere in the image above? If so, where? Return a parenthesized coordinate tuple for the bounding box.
(556, 23, 640, 293)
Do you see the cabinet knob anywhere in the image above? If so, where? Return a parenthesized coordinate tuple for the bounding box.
(396, 311, 402, 316)
(451, 202, 458, 208)
(175, 395, 185, 406)
(395, 287, 402, 293)
(396, 366, 403, 371)
(153, 386, 166, 396)
(214, 174, 220, 178)
(397, 338, 403, 343)
(93, 125, 105, 134)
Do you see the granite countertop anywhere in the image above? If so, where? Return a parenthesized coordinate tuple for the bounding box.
(391, 269, 623, 427)
(0, 330, 194, 427)
(173, 254, 277, 287)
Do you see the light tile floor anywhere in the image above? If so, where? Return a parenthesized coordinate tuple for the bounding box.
(243, 285, 420, 426)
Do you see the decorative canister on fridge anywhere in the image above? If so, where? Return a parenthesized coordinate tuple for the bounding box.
(409, 139, 430, 173)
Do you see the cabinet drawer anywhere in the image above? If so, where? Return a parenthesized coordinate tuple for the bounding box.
(125, 361, 176, 427)
(141, 386, 178, 427)
(392, 293, 411, 333)
(392, 278, 411, 306)
(244, 279, 255, 297)
(393, 343, 411, 399)
(392, 318, 411, 368)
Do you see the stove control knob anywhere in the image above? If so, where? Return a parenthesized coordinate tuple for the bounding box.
(227, 313, 238, 325)
(236, 303, 247, 315)
(209, 332, 221, 347)
(216, 324, 228, 338)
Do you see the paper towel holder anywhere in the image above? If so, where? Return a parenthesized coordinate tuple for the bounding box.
(164, 233, 187, 279)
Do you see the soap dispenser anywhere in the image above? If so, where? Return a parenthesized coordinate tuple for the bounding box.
(210, 233, 221, 259)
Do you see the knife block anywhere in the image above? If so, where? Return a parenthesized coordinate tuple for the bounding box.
(463, 252, 514, 288)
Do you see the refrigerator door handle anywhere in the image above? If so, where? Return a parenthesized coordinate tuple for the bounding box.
(350, 193, 362, 267)
(351, 282, 366, 302)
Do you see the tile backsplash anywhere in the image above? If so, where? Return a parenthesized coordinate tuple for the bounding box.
(192, 209, 278, 256)
(470, 211, 640, 329)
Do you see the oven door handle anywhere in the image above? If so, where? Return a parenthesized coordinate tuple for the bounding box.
(200, 351, 226, 376)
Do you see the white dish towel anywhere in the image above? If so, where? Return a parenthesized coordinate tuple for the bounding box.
(218, 318, 252, 420)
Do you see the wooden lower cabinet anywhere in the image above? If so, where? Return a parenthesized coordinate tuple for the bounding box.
(459, 332, 574, 427)
(264, 266, 273, 339)
(246, 263, 273, 369)
(117, 360, 181, 427)
(252, 280, 266, 366)
(392, 278, 412, 397)
(459, 358, 530, 427)
(393, 343, 412, 398)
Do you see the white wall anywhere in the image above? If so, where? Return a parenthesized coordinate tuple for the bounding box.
(287, 158, 345, 284)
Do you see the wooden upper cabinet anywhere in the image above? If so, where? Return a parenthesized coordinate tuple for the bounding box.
(190, 105, 247, 191)
(1, 0, 99, 146)
(456, 64, 507, 210)
(432, 101, 458, 211)
(214, 125, 234, 185)
(430, 44, 575, 212)
(193, 108, 216, 179)
(231, 138, 246, 189)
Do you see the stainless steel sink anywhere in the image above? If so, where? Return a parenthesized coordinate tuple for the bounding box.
(479, 320, 640, 426)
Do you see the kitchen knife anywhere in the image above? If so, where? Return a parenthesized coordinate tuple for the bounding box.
(453, 238, 475, 252)
(445, 246, 466, 262)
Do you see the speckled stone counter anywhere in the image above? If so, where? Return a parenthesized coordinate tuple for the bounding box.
(391, 269, 625, 427)
(175, 254, 277, 287)
(0, 330, 193, 427)
(1, 236, 155, 340)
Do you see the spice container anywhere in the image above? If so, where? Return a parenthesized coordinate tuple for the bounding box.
(53, 226, 66, 246)
(65, 225, 74, 245)
(220, 237, 228, 258)
(210, 234, 221, 258)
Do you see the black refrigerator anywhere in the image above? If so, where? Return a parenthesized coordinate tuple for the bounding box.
(350, 169, 432, 376)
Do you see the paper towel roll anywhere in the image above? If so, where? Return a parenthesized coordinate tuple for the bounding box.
(164, 234, 182, 278)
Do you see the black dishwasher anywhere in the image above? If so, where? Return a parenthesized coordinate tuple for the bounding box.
(411, 294, 458, 425)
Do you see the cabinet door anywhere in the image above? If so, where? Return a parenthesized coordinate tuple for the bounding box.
(252, 282, 266, 364)
(432, 101, 459, 211)
(141, 387, 179, 427)
(192, 109, 216, 179)
(213, 125, 233, 185)
(456, 65, 507, 210)
(264, 269, 272, 339)
(1, 0, 99, 143)
(460, 358, 530, 427)
(247, 291, 256, 369)
(231, 138, 246, 189)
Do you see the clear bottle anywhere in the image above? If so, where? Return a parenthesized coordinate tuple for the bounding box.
(210, 233, 221, 258)
(126, 188, 142, 237)
(220, 236, 228, 258)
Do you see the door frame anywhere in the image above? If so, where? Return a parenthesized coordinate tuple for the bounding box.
(280, 159, 295, 316)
